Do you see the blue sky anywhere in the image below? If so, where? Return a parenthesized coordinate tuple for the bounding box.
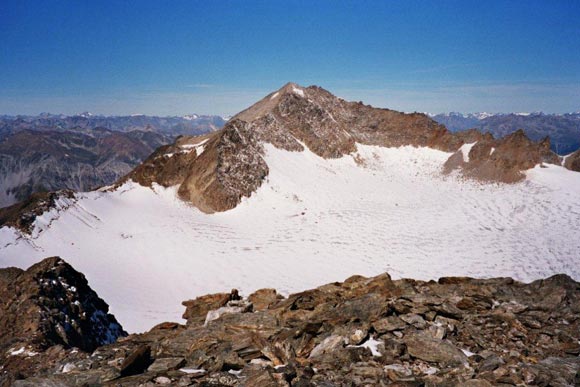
(1, 0, 579, 116)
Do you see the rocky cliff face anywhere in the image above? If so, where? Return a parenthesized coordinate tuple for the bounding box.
(6, 260, 580, 386)
(0, 257, 126, 386)
(127, 83, 566, 213)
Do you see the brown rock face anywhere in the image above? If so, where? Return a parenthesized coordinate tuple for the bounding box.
(125, 120, 268, 213)
(444, 129, 561, 183)
(181, 289, 241, 326)
(0, 257, 126, 385)
(234, 82, 460, 156)
(564, 148, 580, 172)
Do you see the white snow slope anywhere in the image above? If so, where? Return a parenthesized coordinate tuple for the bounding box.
(1, 144, 580, 332)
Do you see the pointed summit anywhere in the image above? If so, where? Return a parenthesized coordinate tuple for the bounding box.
(233, 82, 308, 123)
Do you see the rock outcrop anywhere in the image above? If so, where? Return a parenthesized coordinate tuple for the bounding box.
(7, 263, 580, 386)
(564, 148, 580, 172)
(0, 257, 126, 386)
(444, 130, 561, 183)
(126, 83, 566, 213)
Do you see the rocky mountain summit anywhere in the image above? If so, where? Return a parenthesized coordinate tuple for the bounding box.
(126, 83, 572, 213)
(4, 257, 580, 386)
(0, 257, 126, 386)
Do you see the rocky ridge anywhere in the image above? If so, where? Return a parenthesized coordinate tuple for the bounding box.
(564, 148, 580, 172)
(0, 257, 126, 386)
(5, 258, 580, 386)
(127, 83, 571, 213)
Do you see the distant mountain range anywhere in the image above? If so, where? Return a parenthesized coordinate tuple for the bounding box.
(429, 112, 580, 154)
(0, 114, 226, 207)
(0, 113, 226, 140)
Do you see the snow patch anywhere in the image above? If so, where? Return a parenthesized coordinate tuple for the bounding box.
(459, 142, 477, 162)
(349, 336, 383, 357)
(292, 87, 305, 97)
(180, 368, 206, 375)
(270, 92, 279, 100)
(8, 346, 38, 357)
(461, 348, 476, 357)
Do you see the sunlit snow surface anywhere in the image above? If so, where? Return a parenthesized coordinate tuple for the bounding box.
(1, 144, 580, 332)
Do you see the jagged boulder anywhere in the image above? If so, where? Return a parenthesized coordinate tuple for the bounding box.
(0, 257, 126, 385)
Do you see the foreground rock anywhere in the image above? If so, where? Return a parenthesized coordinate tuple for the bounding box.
(6, 263, 580, 386)
(0, 257, 126, 386)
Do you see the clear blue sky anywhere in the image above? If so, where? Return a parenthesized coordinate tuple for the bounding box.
(1, 0, 579, 116)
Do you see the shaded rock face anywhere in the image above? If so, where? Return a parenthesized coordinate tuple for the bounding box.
(444, 130, 561, 183)
(564, 148, 580, 172)
(12, 267, 580, 386)
(126, 82, 566, 213)
(125, 120, 269, 213)
(0, 257, 126, 385)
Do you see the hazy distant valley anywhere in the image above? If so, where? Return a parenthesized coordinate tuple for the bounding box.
(0, 114, 225, 207)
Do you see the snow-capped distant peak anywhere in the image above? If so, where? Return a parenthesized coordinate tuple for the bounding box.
(515, 112, 530, 116)
(470, 112, 494, 120)
(78, 112, 93, 118)
(183, 114, 199, 121)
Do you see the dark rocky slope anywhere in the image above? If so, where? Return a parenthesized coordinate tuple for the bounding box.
(0, 257, 126, 386)
(5, 258, 580, 386)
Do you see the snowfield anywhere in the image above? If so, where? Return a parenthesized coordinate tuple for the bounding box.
(1, 144, 580, 332)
